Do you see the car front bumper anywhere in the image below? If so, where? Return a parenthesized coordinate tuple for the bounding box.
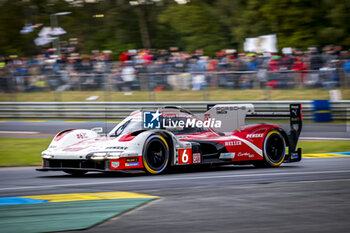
(37, 157, 144, 172)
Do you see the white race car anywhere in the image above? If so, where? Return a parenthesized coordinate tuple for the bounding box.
(37, 104, 302, 175)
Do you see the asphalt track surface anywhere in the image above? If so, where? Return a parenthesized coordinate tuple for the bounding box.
(1, 158, 350, 233)
(0, 121, 350, 139)
(1, 121, 349, 232)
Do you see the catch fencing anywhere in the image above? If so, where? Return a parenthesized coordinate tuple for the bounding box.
(0, 101, 349, 120)
(2, 69, 349, 94)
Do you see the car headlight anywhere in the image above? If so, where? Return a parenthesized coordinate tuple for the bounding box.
(106, 152, 122, 159)
(91, 152, 107, 160)
(41, 152, 53, 159)
(90, 152, 123, 160)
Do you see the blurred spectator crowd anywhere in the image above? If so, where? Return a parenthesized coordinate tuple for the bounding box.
(1, 45, 350, 93)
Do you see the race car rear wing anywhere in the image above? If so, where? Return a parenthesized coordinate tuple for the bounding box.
(246, 104, 302, 162)
(205, 103, 303, 162)
(205, 104, 302, 133)
(245, 104, 303, 137)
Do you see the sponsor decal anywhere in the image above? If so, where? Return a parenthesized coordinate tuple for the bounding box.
(125, 162, 140, 167)
(290, 104, 300, 115)
(176, 135, 188, 139)
(216, 107, 227, 114)
(193, 153, 201, 163)
(126, 158, 138, 162)
(290, 105, 301, 121)
(143, 110, 161, 129)
(216, 106, 247, 114)
(111, 161, 120, 168)
(291, 152, 299, 160)
(237, 152, 255, 158)
(247, 133, 264, 138)
(204, 113, 211, 121)
(219, 153, 235, 159)
(225, 141, 242, 146)
(76, 133, 86, 139)
(62, 147, 86, 151)
(105, 146, 128, 150)
(291, 117, 300, 122)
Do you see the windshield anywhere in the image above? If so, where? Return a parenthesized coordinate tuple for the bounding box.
(108, 118, 142, 137)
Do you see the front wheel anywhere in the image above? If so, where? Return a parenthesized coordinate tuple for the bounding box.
(254, 130, 286, 168)
(143, 134, 170, 174)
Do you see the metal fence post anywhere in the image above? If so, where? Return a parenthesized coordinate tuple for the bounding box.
(104, 73, 111, 102)
(264, 85, 271, 100)
(146, 73, 155, 101)
(9, 72, 17, 102)
(347, 108, 350, 133)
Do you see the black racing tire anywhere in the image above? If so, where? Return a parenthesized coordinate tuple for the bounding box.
(63, 170, 87, 176)
(254, 130, 286, 168)
(142, 134, 170, 175)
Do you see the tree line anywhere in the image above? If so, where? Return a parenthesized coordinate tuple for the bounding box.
(0, 0, 349, 57)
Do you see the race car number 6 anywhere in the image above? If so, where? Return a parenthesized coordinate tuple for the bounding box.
(182, 149, 188, 163)
(179, 148, 192, 164)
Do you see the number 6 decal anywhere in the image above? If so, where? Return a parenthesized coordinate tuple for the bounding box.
(178, 148, 192, 164)
(183, 150, 188, 163)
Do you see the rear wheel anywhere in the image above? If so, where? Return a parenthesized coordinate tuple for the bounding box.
(143, 134, 170, 174)
(63, 170, 87, 176)
(254, 130, 286, 167)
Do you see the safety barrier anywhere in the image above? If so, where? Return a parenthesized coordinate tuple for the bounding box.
(0, 101, 349, 120)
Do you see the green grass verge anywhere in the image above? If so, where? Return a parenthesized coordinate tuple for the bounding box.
(298, 141, 350, 154)
(1, 89, 349, 102)
(0, 137, 349, 167)
(0, 137, 51, 166)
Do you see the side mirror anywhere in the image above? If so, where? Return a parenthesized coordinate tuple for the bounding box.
(91, 127, 103, 134)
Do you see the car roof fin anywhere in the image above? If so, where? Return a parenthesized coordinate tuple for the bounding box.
(163, 106, 194, 115)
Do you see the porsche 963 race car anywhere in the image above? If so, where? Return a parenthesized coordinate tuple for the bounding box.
(37, 104, 302, 175)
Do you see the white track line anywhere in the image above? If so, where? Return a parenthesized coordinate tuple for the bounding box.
(1, 169, 350, 191)
(0, 131, 39, 134)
